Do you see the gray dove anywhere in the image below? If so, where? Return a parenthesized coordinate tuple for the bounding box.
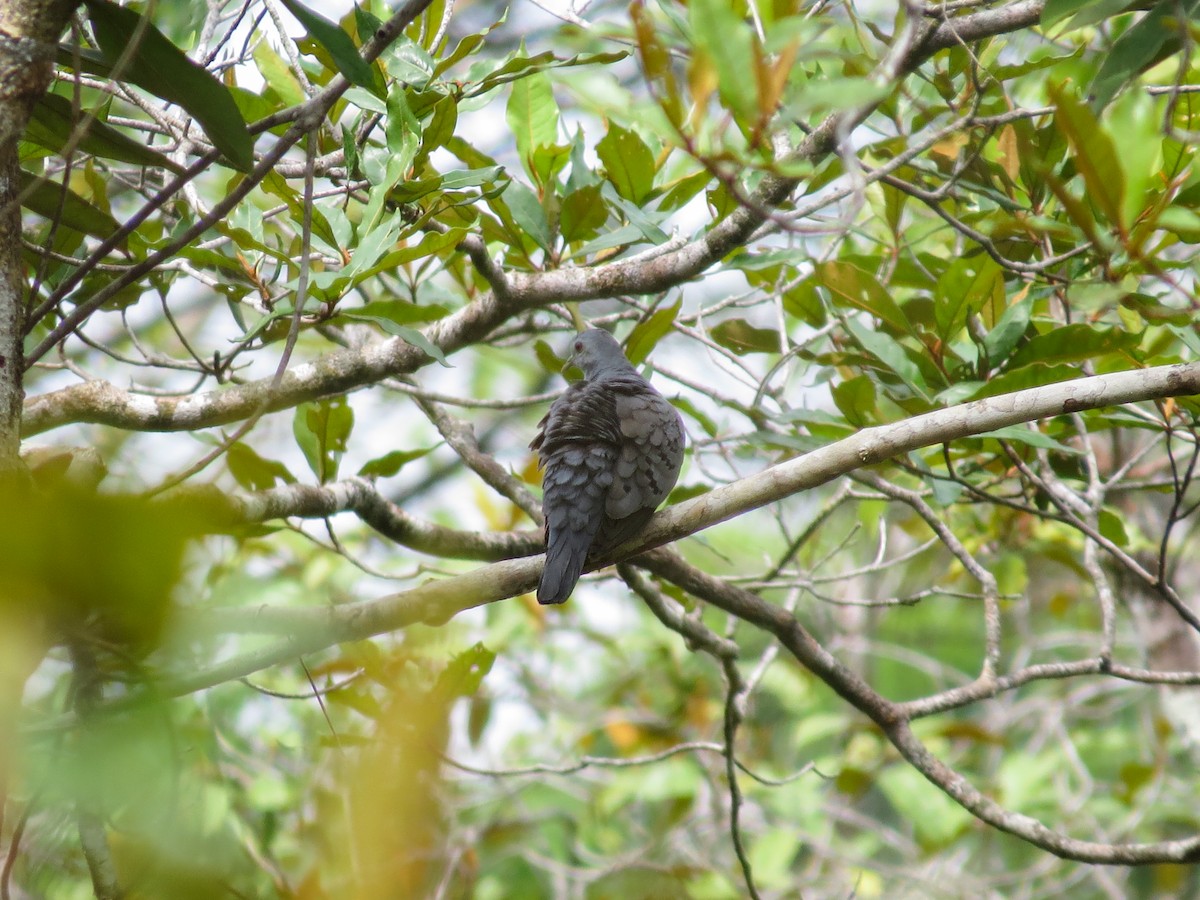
(530, 329, 685, 605)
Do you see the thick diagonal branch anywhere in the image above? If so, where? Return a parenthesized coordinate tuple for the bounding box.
(139, 361, 1200, 677)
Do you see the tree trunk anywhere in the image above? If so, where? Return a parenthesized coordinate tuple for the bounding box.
(0, 0, 79, 479)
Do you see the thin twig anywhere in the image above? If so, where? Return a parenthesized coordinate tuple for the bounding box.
(720, 655, 763, 900)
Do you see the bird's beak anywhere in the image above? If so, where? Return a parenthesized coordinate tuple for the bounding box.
(563, 347, 582, 378)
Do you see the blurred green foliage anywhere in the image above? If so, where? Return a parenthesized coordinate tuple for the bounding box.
(8, 0, 1200, 897)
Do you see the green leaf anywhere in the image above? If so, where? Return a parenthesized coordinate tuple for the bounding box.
(1047, 82, 1125, 227)
(1120, 292, 1196, 326)
(603, 190, 669, 245)
(26, 92, 184, 172)
(292, 397, 354, 483)
(1039, 166, 1105, 246)
(746, 829, 800, 891)
(596, 123, 655, 204)
(502, 181, 553, 253)
(420, 93, 458, 160)
(343, 86, 386, 114)
(968, 363, 1084, 400)
(82, 0, 254, 171)
(259, 171, 340, 253)
(985, 425, 1083, 454)
(431, 34, 481, 79)
(434, 642, 495, 700)
(588, 170, 661, 234)
(431, 13, 506, 78)
(625, 301, 680, 367)
(991, 47, 1087, 81)
(535, 338, 568, 376)
(844, 318, 930, 400)
(1089, 0, 1199, 110)
(0, 486, 203, 650)
(631, 0, 683, 126)
(1041, 0, 1122, 30)
(781, 277, 826, 327)
(746, 430, 824, 454)
(335, 313, 451, 351)
(588, 868, 691, 899)
(671, 395, 717, 437)
(566, 126, 602, 192)
(783, 79, 889, 117)
(357, 447, 435, 478)
(934, 257, 1002, 342)
(928, 468, 966, 507)
(376, 326, 451, 367)
(831, 375, 877, 426)
(778, 408, 856, 441)
(388, 165, 506, 205)
(385, 36, 436, 85)
(441, 166, 506, 190)
(53, 44, 118, 80)
(559, 184, 607, 243)
(570, 222, 645, 260)
(530, 142, 569, 188)
(878, 765, 973, 849)
(343, 300, 449, 325)
(467, 50, 628, 96)
(506, 70, 559, 181)
(279, 0, 379, 90)
(1006, 323, 1141, 370)
(467, 694, 491, 747)
(710, 319, 780, 355)
(227, 443, 296, 491)
(1105, 79, 1166, 232)
(384, 87, 421, 180)
(253, 42, 305, 107)
(352, 4, 384, 45)
(20, 171, 120, 241)
(365, 228, 466, 278)
(1117, 761, 1156, 803)
(981, 292, 1033, 364)
(657, 168, 710, 212)
(816, 261, 908, 335)
(229, 84, 285, 127)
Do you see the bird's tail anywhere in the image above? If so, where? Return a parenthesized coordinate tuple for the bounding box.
(536, 444, 612, 605)
(537, 514, 599, 605)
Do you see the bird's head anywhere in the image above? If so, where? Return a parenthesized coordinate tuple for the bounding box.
(566, 329, 633, 380)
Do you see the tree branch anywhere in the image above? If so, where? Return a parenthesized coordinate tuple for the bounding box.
(22, 0, 1051, 438)
(412, 395, 542, 523)
(191, 477, 541, 561)
(635, 542, 1200, 865)
(120, 362, 1200, 689)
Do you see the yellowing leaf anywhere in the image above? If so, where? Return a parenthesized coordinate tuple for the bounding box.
(604, 719, 642, 751)
(931, 133, 969, 161)
(996, 125, 1020, 183)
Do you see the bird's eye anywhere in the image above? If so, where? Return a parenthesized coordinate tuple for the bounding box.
(574, 341, 583, 352)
